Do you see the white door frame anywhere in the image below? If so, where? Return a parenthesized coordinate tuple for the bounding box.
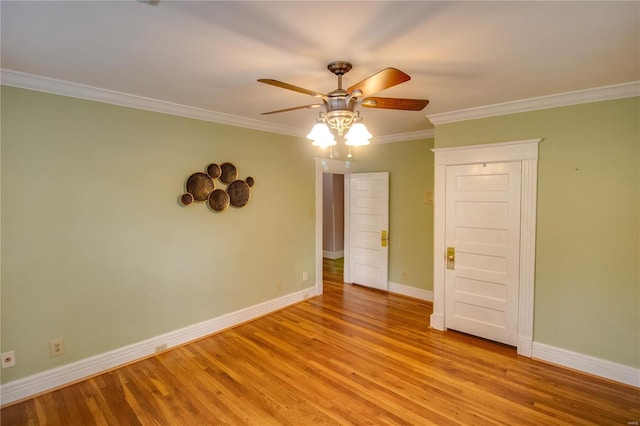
(315, 158, 357, 295)
(431, 139, 541, 357)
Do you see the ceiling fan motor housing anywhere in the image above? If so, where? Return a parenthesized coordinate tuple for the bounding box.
(324, 86, 358, 135)
(327, 61, 352, 76)
(325, 90, 353, 110)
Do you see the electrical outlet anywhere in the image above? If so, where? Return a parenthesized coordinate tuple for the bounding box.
(49, 338, 65, 357)
(302, 271, 308, 281)
(402, 272, 409, 281)
(1, 351, 16, 369)
(274, 282, 282, 293)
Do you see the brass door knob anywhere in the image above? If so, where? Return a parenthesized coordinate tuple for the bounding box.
(446, 247, 455, 270)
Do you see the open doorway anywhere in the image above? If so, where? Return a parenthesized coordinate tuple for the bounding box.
(322, 173, 345, 284)
(315, 159, 389, 295)
(314, 158, 355, 296)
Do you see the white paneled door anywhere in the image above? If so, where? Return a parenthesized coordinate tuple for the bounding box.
(347, 172, 389, 290)
(445, 162, 521, 346)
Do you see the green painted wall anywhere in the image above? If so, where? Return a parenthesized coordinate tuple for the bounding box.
(3, 84, 635, 385)
(354, 139, 434, 291)
(1, 87, 317, 382)
(434, 97, 640, 368)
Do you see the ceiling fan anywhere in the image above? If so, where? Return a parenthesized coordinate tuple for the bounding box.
(258, 61, 429, 146)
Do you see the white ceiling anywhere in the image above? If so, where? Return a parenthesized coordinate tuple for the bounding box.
(1, 1, 638, 140)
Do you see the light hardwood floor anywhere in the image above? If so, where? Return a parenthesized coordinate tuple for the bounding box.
(2, 258, 639, 425)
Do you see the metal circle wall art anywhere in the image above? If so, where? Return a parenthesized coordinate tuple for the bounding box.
(181, 192, 194, 206)
(208, 189, 230, 212)
(227, 180, 251, 207)
(186, 172, 215, 202)
(206, 163, 221, 180)
(181, 162, 254, 214)
(219, 162, 238, 184)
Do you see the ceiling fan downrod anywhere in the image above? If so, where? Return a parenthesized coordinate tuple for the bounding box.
(327, 61, 352, 90)
(324, 61, 359, 126)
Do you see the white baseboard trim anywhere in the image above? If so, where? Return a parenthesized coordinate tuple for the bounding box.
(322, 250, 344, 260)
(0, 287, 317, 406)
(429, 313, 445, 331)
(532, 342, 640, 388)
(388, 281, 433, 302)
(516, 335, 533, 358)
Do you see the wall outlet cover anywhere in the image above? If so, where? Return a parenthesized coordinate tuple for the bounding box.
(1, 351, 16, 369)
(49, 338, 65, 357)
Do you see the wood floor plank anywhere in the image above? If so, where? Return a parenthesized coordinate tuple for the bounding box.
(2, 258, 639, 425)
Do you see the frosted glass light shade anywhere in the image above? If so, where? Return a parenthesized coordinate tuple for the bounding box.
(307, 122, 336, 147)
(311, 136, 337, 147)
(345, 122, 372, 146)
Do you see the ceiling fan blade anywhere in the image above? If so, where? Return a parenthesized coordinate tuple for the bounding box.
(361, 97, 429, 111)
(258, 79, 325, 99)
(347, 68, 411, 98)
(261, 104, 323, 115)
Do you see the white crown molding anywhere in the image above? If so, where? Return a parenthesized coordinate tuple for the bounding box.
(426, 81, 640, 125)
(5, 69, 635, 141)
(0, 286, 317, 406)
(532, 342, 640, 388)
(0, 69, 433, 143)
(372, 129, 435, 144)
(0, 69, 307, 138)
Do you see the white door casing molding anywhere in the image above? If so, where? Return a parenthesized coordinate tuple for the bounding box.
(315, 158, 356, 295)
(431, 139, 541, 357)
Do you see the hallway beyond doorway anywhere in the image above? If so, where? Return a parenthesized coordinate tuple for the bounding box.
(323, 257, 344, 286)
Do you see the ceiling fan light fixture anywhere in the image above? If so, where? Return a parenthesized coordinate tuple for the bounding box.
(259, 61, 428, 155)
(345, 121, 372, 146)
(324, 110, 355, 136)
(307, 121, 336, 147)
(311, 134, 337, 148)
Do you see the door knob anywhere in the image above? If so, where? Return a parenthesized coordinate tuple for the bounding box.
(446, 247, 455, 270)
